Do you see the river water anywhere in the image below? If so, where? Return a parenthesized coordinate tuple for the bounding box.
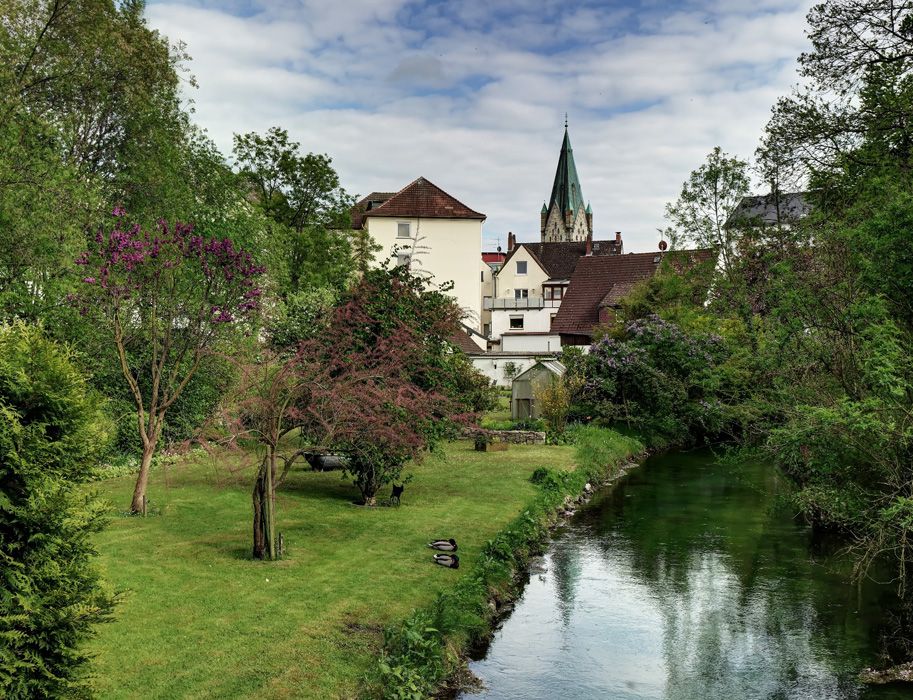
(464, 450, 913, 700)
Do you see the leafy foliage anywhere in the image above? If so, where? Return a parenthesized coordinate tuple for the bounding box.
(76, 211, 264, 512)
(0, 322, 114, 698)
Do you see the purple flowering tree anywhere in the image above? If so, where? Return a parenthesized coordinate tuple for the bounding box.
(77, 209, 264, 513)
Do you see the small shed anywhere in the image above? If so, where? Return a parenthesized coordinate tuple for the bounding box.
(511, 360, 566, 420)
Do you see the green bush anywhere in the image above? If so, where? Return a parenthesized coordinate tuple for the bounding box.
(0, 322, 115, 698)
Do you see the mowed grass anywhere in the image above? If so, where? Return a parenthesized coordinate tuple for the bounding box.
(87, 440, 577, 699)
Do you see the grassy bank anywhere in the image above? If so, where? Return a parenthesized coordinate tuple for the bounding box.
(87, 428, 641, 698)
(373, 426, 643, 698)
(87, 440, 580, 698)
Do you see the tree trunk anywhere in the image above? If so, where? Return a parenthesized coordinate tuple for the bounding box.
(130, 443, 156, 514)
(252, 451, 277, 560)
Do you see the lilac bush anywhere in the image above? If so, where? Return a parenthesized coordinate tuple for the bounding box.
(76, 208, 265, 513)
(579, 315, 729, 443)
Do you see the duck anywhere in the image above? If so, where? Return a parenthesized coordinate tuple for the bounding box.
(433, 553, 459, 569)
(427, 538, 458, 552)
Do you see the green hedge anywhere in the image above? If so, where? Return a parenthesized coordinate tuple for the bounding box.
(369, 426, 643, 699)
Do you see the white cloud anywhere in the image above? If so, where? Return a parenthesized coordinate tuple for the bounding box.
(146, 0, 814, 252)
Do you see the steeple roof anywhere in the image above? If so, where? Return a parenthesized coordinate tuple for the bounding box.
(547, 127, 586, 220)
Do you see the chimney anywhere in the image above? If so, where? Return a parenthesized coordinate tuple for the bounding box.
(615, 231, 622, 244)
(585, 231, 592, 256)
(507, 231, 516, 252)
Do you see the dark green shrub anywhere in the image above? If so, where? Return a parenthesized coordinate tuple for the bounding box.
(0, 322, 115, 698)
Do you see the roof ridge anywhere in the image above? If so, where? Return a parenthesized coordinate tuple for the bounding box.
(365, 176, 485, 220)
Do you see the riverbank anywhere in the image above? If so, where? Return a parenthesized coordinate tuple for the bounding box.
(370, 426, 644, 699)
(466, 448, 913, 700)
(87, 436, 637, 698)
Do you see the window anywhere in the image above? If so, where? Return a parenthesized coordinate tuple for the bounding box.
(509, 315, 524, 330)
(514, 288, 528, 299)
(483, 323, 491, 337)
(481, 270, 485, 282)
(397, 222, 411, 238)
(396, 253, 411, 267)
(516, 260, 527, 275)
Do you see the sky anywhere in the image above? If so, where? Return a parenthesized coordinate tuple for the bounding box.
(145, 0, 814, 253)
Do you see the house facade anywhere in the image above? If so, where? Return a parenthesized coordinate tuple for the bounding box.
(483, 125, 625, 351)
(352, 177, 486, 330)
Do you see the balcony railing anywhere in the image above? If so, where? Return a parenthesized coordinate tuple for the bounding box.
(485, 296, 562, 310)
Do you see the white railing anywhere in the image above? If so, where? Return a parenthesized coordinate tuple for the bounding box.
(485, 296, 562, 310)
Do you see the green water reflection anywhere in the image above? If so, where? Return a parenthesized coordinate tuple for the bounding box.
(466, 450, 913, 699)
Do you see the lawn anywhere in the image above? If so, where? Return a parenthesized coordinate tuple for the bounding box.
(87, 439, 577, 699)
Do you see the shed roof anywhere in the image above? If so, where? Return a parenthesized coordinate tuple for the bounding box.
(514, 359, 566, 382)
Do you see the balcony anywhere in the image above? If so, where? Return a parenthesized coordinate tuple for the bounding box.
(485, 296, 562, 310)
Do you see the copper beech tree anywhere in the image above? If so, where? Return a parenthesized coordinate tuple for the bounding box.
(223, 267, 475, 559)
(77, 209, 264, 513)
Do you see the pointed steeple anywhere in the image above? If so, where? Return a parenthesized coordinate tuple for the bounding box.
(542, 122, 590, 242)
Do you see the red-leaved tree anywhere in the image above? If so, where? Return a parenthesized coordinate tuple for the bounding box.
(77, 209, 264, 513)
(218, 266, 474, 559)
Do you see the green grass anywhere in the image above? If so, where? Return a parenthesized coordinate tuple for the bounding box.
(86, 440, 578, 699)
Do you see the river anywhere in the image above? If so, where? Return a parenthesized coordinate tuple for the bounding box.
(464, 449, 913, 699)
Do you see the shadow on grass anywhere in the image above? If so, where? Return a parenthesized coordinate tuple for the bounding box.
(280, 473, 356, 504)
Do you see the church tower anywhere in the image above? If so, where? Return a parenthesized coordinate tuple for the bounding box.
(540, 122, 593, 243)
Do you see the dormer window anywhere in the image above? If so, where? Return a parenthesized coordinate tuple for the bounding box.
(516, 260, 527, 275)
(397, 222, 411, 238)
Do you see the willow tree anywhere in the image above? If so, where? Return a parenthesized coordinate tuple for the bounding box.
(77, 210, 264, 513)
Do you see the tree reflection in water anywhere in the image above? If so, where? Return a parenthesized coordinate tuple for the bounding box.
(469, 451, 912, 700)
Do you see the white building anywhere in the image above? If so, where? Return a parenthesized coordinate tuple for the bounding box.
(352, 177, 486, 329)
(485, 125, 624, 353)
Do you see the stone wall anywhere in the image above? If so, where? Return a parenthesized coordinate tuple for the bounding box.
(463, 428, 546, 445)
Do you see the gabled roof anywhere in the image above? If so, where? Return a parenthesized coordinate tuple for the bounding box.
(499, 239, 622, 280)
(546, 127, 586, 221)
(356, 177, 485, 225)
(551, 250, 714, 336)
(515, 359, 566, 381)
(725, 192, 811, 228)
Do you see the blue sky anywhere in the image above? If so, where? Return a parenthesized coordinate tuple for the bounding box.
(146, 0, 813, 252)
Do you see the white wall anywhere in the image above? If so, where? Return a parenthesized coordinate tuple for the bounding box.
(495, 246, 548, 300)
(501, 334, 562, 353)
(470, 354, 557, 388)
(491, 307, 556, 339)
(366, 216, 482, 330)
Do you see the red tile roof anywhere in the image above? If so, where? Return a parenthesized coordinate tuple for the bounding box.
(358, 177, 485, 224)
(448, 329, 486, 354)
(351, 192, 396, 229)
(551, 249, 714, 336)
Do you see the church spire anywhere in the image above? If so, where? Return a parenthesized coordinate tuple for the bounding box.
(541, 121, 591, 242)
